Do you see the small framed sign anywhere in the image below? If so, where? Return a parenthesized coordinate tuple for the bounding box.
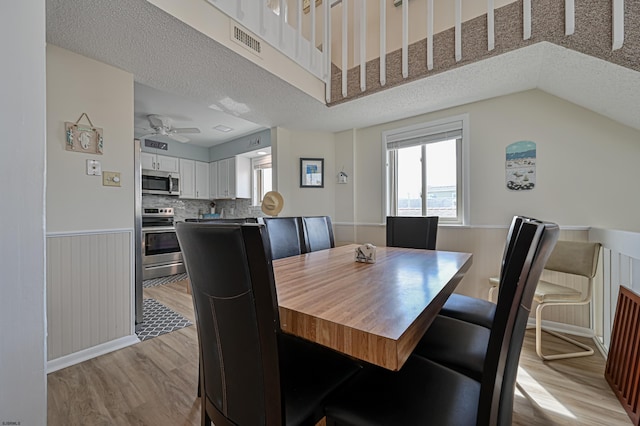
(300, 158, 324, 188)
(65, 113, 103, 155)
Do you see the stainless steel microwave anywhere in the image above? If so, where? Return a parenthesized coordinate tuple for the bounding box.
(142, 170, 180, 196)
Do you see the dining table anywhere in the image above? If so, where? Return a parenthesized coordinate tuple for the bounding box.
(272, 244, 473, 371)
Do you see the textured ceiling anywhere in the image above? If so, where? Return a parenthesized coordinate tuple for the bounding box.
(46, 0, 640, 148)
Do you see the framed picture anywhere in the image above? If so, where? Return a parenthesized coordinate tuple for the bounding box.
(300, 158, 324, 188)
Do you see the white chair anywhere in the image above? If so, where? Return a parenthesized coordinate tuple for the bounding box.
(488, 240, 601, 361)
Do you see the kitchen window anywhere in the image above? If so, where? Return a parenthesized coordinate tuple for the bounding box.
(383, 114, 469, 224)
(252, 155, 272, 206)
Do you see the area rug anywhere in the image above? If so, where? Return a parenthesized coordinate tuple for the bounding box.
(143, 272, 188, 288)
(136, 298, 192, 341)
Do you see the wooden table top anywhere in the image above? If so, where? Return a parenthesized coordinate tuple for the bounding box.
(273, 244, 473, 371)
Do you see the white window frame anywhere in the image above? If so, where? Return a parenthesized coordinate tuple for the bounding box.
(381, 114, 470, 225)
(252, 154, 272, 206)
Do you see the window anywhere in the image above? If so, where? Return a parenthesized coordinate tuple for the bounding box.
(383, 115, 468, 224)
(252, 155, 272, 206)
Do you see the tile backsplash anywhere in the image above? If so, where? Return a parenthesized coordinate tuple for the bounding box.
(142, 195, 263, 222)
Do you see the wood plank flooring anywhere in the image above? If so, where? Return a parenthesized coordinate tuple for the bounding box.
(48, 280, 631, 425)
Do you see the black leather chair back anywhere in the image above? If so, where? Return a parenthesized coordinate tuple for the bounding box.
(302, 216, 335, 252)
(478, 217, 559, 425)
(386, 216, 439, 250)
(176, 223, 283, 425)
(260, 217, 306, 259)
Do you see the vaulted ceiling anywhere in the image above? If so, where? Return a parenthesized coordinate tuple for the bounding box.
(46, 0, 640, 148)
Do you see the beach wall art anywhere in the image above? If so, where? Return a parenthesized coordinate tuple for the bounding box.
(506, 141, 536, 191)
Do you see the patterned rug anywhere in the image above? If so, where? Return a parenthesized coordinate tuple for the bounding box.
(143, 272, 188, 288)
(136, 298, 192, 341)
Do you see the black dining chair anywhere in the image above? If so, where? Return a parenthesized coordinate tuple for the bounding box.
(324, 217, 559, 426)
(438, 215, 530, 329)
(176, 222, 360, 426)
(259, 216, 307, 259)
(386, 216, 439, 250)
(412, 216, 530, 380)
(302, 216, 335, 252)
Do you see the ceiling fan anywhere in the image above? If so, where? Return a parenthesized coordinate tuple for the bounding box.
(138, 114, 201, 143)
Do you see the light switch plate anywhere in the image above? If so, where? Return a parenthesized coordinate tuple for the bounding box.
(103, 171, 121, 187)
(86, 159, 102, 176)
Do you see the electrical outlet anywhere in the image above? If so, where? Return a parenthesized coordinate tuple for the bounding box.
(103, 171, 121, 187)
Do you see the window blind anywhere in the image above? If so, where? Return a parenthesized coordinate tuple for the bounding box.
(386, 120, 462, 150)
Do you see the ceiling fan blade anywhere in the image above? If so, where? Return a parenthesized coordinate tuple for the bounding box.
(138, 133, 158, 140)
(173, 127, 201, 134)
(148, 114, 172, 128)
(169, 134, 190, 143)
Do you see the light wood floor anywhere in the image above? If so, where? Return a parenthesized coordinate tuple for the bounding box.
(48, 280, 631, 425)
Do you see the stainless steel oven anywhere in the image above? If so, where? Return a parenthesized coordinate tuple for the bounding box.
(141, 207, 185, 280)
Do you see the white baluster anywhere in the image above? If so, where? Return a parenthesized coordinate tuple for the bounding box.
(613, 0, 624, 50)
(342, 0, 348, 97)
(402, 0, 408, 78)
(565, 0, 575, 35)
(325, 0, 332, 102)
(380, 0, 386, 85)
(455, 0, 462, 62)
(523, 0, 531, 40)
(427, 0, 433, 70)
(296, 0, 302, 57)
(237, 0, 244, 20)
(259, 0, 266, 35)
(360, 0, 366, 92)
(279, 0, 286, 48)
(487, 0, 495, 51)
(310, 0, 316, 67)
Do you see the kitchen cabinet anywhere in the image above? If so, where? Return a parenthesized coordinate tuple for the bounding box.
(209, 161, 218, 199)
(195, 161, 210, 199)
(215, 156, 251, 199)
(179, 159, 210, 199)
(141, 152, 179, 173)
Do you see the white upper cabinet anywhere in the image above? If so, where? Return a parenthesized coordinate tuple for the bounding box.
(209, 161, 218, 199)
(179, 159, 195, 199)
(179, 159, 210, 200)
(215, 156, 250, 199)
(195, 161, 210, 200)
(141, 152, 179, 173)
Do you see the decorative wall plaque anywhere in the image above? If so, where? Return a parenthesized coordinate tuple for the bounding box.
(506, 141, 536, 191)
(65, 112, 103, 154)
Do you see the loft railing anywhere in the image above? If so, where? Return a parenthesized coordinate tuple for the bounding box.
(207, 0, 632, 104)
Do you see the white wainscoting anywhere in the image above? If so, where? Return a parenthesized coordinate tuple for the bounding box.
(46, 229, 135, 367)
(590, 228, 640, 355)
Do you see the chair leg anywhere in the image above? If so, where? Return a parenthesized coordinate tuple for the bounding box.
(535, 303, 594, 361)
(488, 285, 497, 302)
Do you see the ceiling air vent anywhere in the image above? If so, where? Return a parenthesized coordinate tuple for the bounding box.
(231, 25, 261, 56)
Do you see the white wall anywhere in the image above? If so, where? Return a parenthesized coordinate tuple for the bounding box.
(46, 45, 136, 364)
(47, 44, 134, 232)
(273, 127, 336, 217)
(0, 2, 47, 424)
(343, 89, 640, 231)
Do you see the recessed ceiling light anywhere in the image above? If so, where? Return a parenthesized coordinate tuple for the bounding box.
(257, 151, 267, 155)
(213, 125, 233, 133)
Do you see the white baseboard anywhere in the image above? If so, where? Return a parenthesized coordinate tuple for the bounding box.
(47, 334, 140, 374)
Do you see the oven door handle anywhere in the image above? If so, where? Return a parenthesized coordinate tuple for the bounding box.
(142, 226, 176, 233)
